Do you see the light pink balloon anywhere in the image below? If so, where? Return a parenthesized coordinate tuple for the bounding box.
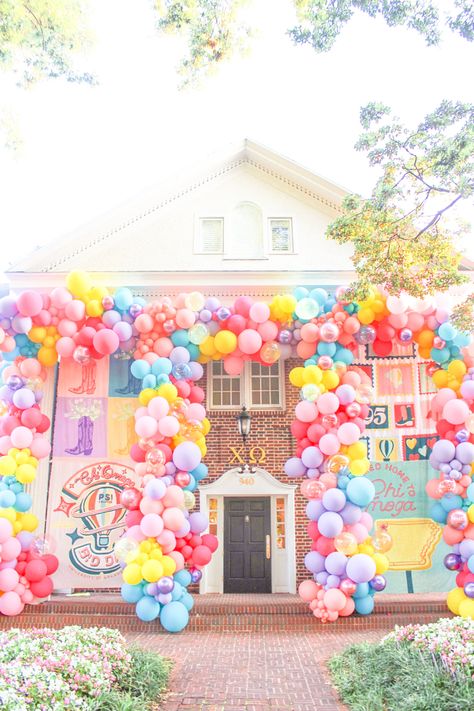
(0, 568, 19, 592)
(176, 309, 195, 329)
(323, 588, 347, 611)
(1, 537, 22, 561)
(223, 355, 244, 375)
(238, 329, 262, 355)
(162, 485, 185, 508)
(157, 529, 176, 553)
(298, 579, 319, 602)
(135, 415, 159, 438)
(65, 299, 86, 322)
(50, 287, 73, 309)
(257, 320, 278, 341)
(140, 513, 164, 537)
(127, 525, 146, 542)
(56, 336, 75, 358)
(319, 434, 340, 456)
(187, 403, 206, 421)
(147, 397, 169, 420)
(0, 519, 13, 543)
(162, 507, 186, 532)
(249, 302, 270, 324)
(30, 436, 51, 459)
(0, 590, 24, 616)
(317, 392, 340, 414)
(295, 400, 318, 423)
(168, 550, 185, 571)
(154, 337, 173, 357)
(348, 523, 369, 543)
(337, 422, 360, 445)
(443, 399, 469, 425)
(139, 497, 164, 515)
(158, 416, 180, 437)
(10, 426, 33, 449)
(0, 436, 12, 454)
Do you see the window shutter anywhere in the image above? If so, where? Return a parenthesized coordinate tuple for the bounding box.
(270, 219, 292, 252)
(200, 218, 224, 253)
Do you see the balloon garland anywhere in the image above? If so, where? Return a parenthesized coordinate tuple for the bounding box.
(0, 273, 473, 627)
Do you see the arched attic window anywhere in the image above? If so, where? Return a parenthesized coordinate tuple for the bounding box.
(228, 201, 264, 259)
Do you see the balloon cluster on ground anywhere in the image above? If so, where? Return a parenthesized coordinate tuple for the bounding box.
(1, 273, 473, 622)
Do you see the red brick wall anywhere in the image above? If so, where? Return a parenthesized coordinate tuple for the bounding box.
(199, 358, 309, 589)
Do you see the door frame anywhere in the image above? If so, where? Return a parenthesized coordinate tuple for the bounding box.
(199, 467, 297, 594)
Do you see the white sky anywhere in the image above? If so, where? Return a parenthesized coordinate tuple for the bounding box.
(0, 0, 473, 272)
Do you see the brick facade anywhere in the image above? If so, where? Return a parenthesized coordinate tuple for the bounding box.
(200, 358, 309, 589)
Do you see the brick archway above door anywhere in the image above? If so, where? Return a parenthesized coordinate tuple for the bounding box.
(200, 467, 297, 594)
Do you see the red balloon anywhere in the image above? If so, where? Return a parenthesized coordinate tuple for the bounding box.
(192, 545, 212, 566)
(181, 545, 193, 560)
(36, 415, 51, 434)
(189, 386, 205, 403)
(307, 423, 325, 443)
(377, 323, 396, 342)
(307, 521, 319, 540)
(372, 339, 393, 356)
(291, 420, 309, 439)
(188, 535, 202, 548)
(25, 559, 48, 582)
(29, 576, 54, 598)
(201, 534, 219, 552)
(42, 554, 59, 576)
(20, 407, 43, 429)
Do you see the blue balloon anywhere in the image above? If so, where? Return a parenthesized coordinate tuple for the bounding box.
(431, 347, 451, 364)
(354, 595, 375, 615)
(353, 583, 370, 599)
(160, 601, 189, 632)
(122, 583, 144, 603)
(151, 357, 173, 376)
(14, 492, 32, 512)
(317, 342, 337, 357)
(334, 347, 353, 365)
(142, 374, 157, 389)
(171, 330, 190, 347)
(438, 323, 457, 341)
(293, 287, 309, 300)
(130, 359, 151, 379)
(180, 592, 195, 611)
(174, 570, 192, 588)
(191, 463, 208, 481)
(468, 555, 474, 574)
(114, 288, 134, 312)
(346, 478, 375, 507)
(136, 596, 161, 621)
(310, 288, 328, 305)
(0, 490, 15, 508)
(170, 581, 184, 600)
(430, 502, 447, 524)
(440, 494, 463, 512)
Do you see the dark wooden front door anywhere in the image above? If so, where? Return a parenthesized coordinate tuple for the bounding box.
(224, 497, 271, 593)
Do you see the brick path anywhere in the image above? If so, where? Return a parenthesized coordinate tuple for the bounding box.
(128, 628, 386, 711)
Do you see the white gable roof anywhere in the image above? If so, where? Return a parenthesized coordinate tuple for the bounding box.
(7, 139, 358, 288)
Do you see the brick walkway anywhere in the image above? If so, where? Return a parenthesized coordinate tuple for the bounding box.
(128, 628, 386, 711)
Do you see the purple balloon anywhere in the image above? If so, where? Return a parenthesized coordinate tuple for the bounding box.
(188, 362, 204, 380)
(318, 511, 344, 538)
(13, 388, 35, 409)
(455, 442, 474, 465)
(443, 553, 462, 571)
(340, 503, 362, 525)
(190, 568, 202, 583)
(306, 500, 325, 521)
(199, 309, 212, 322)
(346, 554, 376, 584)
(16, 531, 34, 551)
(173, 442, 201, 471)
(0, 296, 18, 318)
(431, 440, 455, 464)
(315, 571, 329, 585)
(464, 582, 474, 599)
(305, 551, 326, 574)
(188, 512, 208, 534)
(322, 488, 346, 512)
(301, 446, 323, 469)
(306, 468, 320, 479)
(144, 479, 166, 500)
(369, 575, 386, 592)
(325, 551, 347, 576)
(460, 540, 474, 560)
(170, 346, 190, 364)
(157, 576, 174, 594)
(326, 575, 341, 589)
(205, 297, 220, 312)
(284, 457, 306, 477)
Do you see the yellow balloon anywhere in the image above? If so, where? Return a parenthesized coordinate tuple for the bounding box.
(432, 369, 449, 388)
(446, 586, 466, 615)
(0, 508, 16, 523)
(86, 299, 103, 317)
(66, 270, 91, 298)
(347, 441, 367, 460)
(372, 553, 390, 574)
(138, 388, 157, 406)
(158, 383, 178, 403)
(322, 370, 339, 391)
(289, 367, 305, 387)
(467, 504, 474, 524)
(459, 598, 474, 619)
(20, 513, 38, 532)
(349, 458, 370, 476)
(28, 326, 47, 344)
(16, 463, 37, 484)
(161, 555, 177, 576)
(123, 563, 143, 585)
(357, 308, 375, 325)
(448, 359, 467, 379)
(200, 336, 217, 357)
(37, 346, 58, 367)
(280, 294, 297, 313)
(202, 418, 211, 435)
(0, 456, 17, 476)
(141, 559, 164, 583)
(214, 330, 237, 355)
(302, 365, 322, 385)
(358, 543, 375, 556)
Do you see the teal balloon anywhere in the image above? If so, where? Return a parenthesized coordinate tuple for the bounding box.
(160, 601, 189, 632)
(171, 330, 190, 347)
(191, 463, 208, 481)
(466, 483, 474, 503)
(353, 583, 370, 599)
(131, 360, 151, 378)
(438, 323, 456, 341)
(142, 374, 157, 389)
(431, 347, 450, 364)
(440, 494, 463, 512)
(14, 492, 32, 512)
(136, 596, 161, 621)
(354, 595, 374, 615)
(430, 503, 447, 524)
(317, 342, 336, 356)
(174, 570, 192, 587)
(122, 583, 144, 603)
(334, 347, 353, 365)
(180, 592, 195, 611)
(187, 344, 200, 361)
(151, 358, 173, 375)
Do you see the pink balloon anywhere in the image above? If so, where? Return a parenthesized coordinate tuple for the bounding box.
(17, 291, 43, 317)
(1, 537, 22, 561)
(162, 485, 185, 508)
(0, 568, 19, 592)
(50, 287, 73, 309)
(56, 336, 76, 357)
(257, 320, 278, 341)
(162, 507, 185, 532)
(157, 529, 176, 553)
(134, 313, 154, 334)
(158, 416, 180, 437)
(168, 550, 185, 571)
(0, 590, 24, 616)
(147, 397, 169, 420)
(442, 399, 469, 425)
(139, 498, 164, 515)
(29, 436, 51, 459)
(93, 329, 119, 355)
(249, 302, 270, 324)
(295, 401, 318, 423)
(359, 512, 374, 531)
(348, 523, 369, 543)
(300, 323, 319, 343)
(0, 436, 12, 454)
(187, 403, 206, 421)
(176, 309, 195, 329)
(323, 588, 347, 611)
(10, 426, 33, 449)
(0, 519, 13, 543)
(337, 422, 360, 445)
(223, 355, 244, 375)
(339, 597, 355, 617)
(65, 299, 86, 322)
(154, 337, 173, 356)
(140, 513, 164, 537)
(127, 525, 146, 542)
(298, 579, 319, 602)
(135, 415, 159, 438)
(238, 329, 262, 355)
(319, 434, 340, 456)
(317, 392, 340, 414)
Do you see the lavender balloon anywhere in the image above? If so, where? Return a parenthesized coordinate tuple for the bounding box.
(306, 500, 325, 521)
(301, 447, 323, 469)
(322, 488, 346, 512)
(455, 442, 474, 464)
(188, 512, 208, 534)
(305, 551, 326, 574)
(318, 511, 344, 538)
(157, 576, 174, 594)
(326, 575, 341, 589)
(464, 582, 474, 599)
(346, 554, 376, 584)
(340, 503, 362, 525)
(431, 440, 455, 464)
(284, 457, 306, 477)
(325, 551, 347, 576)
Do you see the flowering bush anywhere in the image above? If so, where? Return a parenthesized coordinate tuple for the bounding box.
(0, 626, 167, 710)
(383, 616, 474, 679)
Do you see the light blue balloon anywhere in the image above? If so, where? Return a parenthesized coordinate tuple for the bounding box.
(151, 357, 173, 376)
(293, 287, 309, 300)
(180, 592, 195, 611)
(346, 478, 375, 507)
(121, 583, 144, 603)
(114, 287, 134, 312)
(438, 323, 457, 341)
(136, 596, 161, 621)
(170, 581, 184, 600)
(142, 374, 157, 389)
(334, 347, 353, 365)
(317, 342, 337, 356)
(130, 359, 151, 379)
(174, 570, 192, 588)
(440, 494, 463, 512)
(468, 555, 474, 574)
(171, 330, 190, 347)
(466, 483, 474, 503)
(310, 288, 328, 305)
(183, 474, 197, 491)
(430, 503, 447, 524)
(353, 583, 370, 599)
(191, 463, 208, 481)
(431, 347, 451, 364)
(454, 332, 470, 348)
(14, 492, 32, 512)
(354, 595, 375, 615)
(156, 374, 170, 386)
(0, 490, 15, 508)
(160, 601, 189, 632)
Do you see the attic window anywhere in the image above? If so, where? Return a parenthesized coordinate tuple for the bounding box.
(198, 218, 224, 253)
(269, 219, 293, 252)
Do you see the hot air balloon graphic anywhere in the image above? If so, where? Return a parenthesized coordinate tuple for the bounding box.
(378, 439, 395, 462)
(70, 483, 125, 551)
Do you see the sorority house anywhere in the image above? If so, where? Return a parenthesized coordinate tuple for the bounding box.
(5, 140, 471, 597)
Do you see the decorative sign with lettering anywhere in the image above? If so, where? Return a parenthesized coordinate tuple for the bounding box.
(228, 446, 266, 465)
(47, 459, 137, 588)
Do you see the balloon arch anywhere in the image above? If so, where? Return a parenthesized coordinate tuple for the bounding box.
(0, 272, 473, 628)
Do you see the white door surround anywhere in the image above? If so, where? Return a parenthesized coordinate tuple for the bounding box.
(199, 466, 297, 594)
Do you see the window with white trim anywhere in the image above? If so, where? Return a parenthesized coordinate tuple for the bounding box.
(196, 218, 224, 253)
(208, 360, 283, 410)
(269, 218, 293, 253)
